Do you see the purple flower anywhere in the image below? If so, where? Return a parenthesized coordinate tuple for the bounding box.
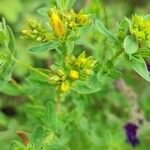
(147, 63, 150, 72)
(124, 122, 139, 147)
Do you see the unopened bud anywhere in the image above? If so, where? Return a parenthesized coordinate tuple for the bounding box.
(48, 9, 65, 37)
(69, 70, 79, 80)
(60, 81, 70, 93)
(49, 75, 60, 84)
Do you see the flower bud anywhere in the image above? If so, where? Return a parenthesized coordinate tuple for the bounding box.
(22, 29, 32, 35)
(130, 15, 150, 41)
(49, 75, 60, 84)
(56, 69, 65, 76)
(60, 81, 70, 93)
(75, 10, 89, 25)
(84, 69, 92, 76)
(28, 19, 39, 29)
(69, 70, 79, 80)
(22, 19, 50, 42)
(48, 9, 65, 37)
(36, 36, 42, 41)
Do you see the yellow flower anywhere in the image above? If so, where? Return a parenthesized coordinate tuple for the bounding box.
(75, 10, 89, 25)
(69, 70, 79, 80)
(130, 15, 150, 41)
(48, 9, 65, 37)
(60, 81, 70, 93)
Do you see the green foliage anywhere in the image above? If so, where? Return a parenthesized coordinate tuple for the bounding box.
(95, 19, 120, 45)
(127, 54, 150, 81)
(0, 0, 150, 150)
(123, 35, 138, 54)
(28, 41, 60, 53)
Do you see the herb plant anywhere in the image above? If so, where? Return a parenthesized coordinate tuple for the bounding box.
(0, 0, 150, 150)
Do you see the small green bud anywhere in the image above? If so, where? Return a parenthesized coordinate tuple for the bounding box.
(36, 36, 42, 41)
(56, 69, 65, 76)
(32, 29, 38, 34)
(85, 69, 92, 76)
(49, 75, 60, 84)
(22, 19, 50, 42)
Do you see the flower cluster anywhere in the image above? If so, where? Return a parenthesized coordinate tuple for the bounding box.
(130, 15, 150, 41)
(22, 19, 51, 42)
(48, 7, 89, 38)
(22, 7, 89, 42)
(65, 51, 97, 79)
(48, 51, 96, 93)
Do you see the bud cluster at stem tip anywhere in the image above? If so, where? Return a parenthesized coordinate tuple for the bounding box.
(22, 19, 51, 42)
(65, 51, 97, 79)
(130, 15, 150, 41)
(48, 51, 96, 94)
(48, 7, 89, 38)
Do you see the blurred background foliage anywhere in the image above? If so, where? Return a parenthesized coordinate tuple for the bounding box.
(0, 0, 150, 150)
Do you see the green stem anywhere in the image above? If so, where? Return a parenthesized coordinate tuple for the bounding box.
(56, 91, 62, 114)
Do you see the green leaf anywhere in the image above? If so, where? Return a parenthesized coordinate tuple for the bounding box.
(37, 7, 49, 17)
(26, 73, 50, 87)
(105, 60, 113, 69)
(7, 26, 16, 54)
(95, 19, 120, 45)
(0, 18, 7, 33)
(1, 81, 21, 96)
(119, 19, 129, 33)
(56, 0, 63, 10)
(127, 55, 150, 81)
(46, 144, 70, 150)
(0, 54, 13, 91)
(0, 18, 7, 44)
(108, 69, 122, 79)
(136, 49, 150, 57)
(11, 140, 26, 150)
(45, 101, 57, 131)
(0, 58, 13, 90)
(26, 68, 50, 87)
(124, 17, 132, 27)
(117, 18, 130, 39)
(73, 74, 102, 94)
(0, 52, 7, 67)
(31, 126, 45, 146)
(29, 41, 60, 53)
(0, 31, 6, 44)
(146, 41, 150, 48)
(124, 35, 138, 54)
(66, 0, 76, 10)
(26, 105, 45, 119)
(3, 60, 13, 80)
